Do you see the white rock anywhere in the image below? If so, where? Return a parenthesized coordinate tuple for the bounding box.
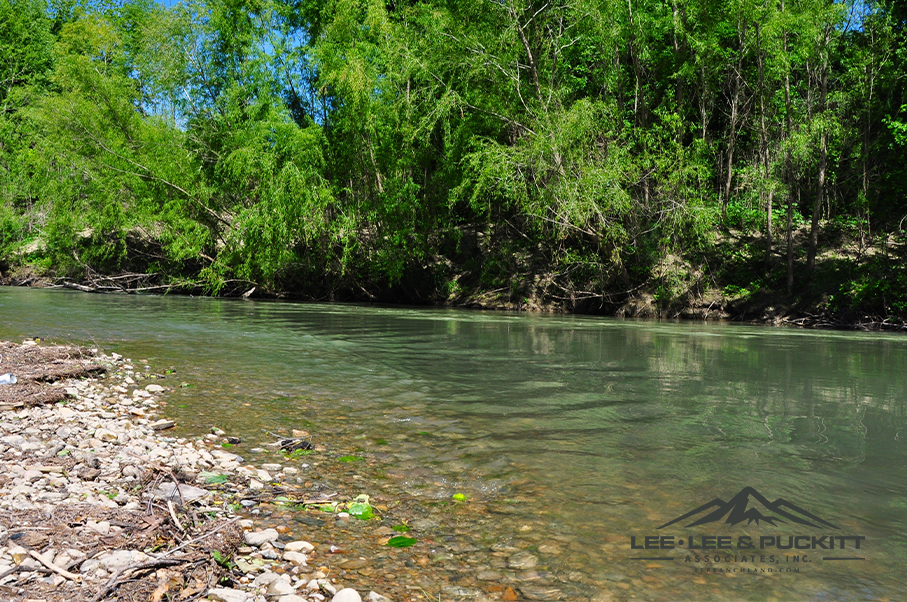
(1, 435, 27, 450)
(244, 529, 279, 546)
(144, 384, 165, 393)
(207, 588, 251, 602)
(249, 479, 265, 490)
(86, 520, 110, 535)
(278, 596, 308, 602)
(252, 571, 281, 587)
(211, 450, 239, 461)
(284, 541, 314, 553)
(154, 482, 208, 504)
(8, 546, 28, 563)
(368, 593, 393, 602)
(94, 428, 118, 442)
(267, 576, 295, 595)
(99, 550, 146, 571)
(261, 463, 282, 471)
(282, 551, 307, 566)
(332, 589, 362, 602)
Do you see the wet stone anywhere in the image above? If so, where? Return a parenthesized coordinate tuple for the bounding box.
(518, 585, 564, 600)
(507, 550, 539, 570)
(477, 570, 502, 581)
(441, 586, 482, 600)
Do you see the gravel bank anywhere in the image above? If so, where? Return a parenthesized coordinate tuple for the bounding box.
(0, 340, 397, 602)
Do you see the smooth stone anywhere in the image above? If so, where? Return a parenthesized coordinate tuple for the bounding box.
(267, 576, 295, 596)
(207, 588, 251, 602)
(279, 597, 308, 602)
(283, 551, 308, 566)
(93, 428, 118, 442)
(440, 587, 482, 600)
(8, 546, 28, 563)
(244, 529, 279, 546)
(284, 541, 314, 553)
(476, 570, 501, 580)
(145, 384, 165, 393)
(368, 592, 393, 602)
(154, 482, 208, 504)
(507, 550, 539, 570)
(518, 586, 563, 600)
(252, 571, 281, 586)
(261, 463, 282, 471)
(331, 589, 362, 602)
(100, 550, 147, 571)
(86, 520, 110, 535)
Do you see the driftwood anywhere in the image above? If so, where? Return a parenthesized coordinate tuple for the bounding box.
(0, 342, 107, 407)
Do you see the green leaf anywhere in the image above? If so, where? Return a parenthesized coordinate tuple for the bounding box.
(212, 550, 232, 568)
(452, 493, 467, 502)
(391, 524, 410, 532)
(348, 501, 374, 520)
(200, 472, 229, 484)
(386, 536, 418, 548)
(338, 455, 363, 463)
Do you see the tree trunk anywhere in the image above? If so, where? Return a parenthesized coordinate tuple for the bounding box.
(807, 28, 830, 273)
(788, 183, 796, 295)
(756, 24, 772, 270)
(782, 0, 795, 293)
(722, 22, 746, 218)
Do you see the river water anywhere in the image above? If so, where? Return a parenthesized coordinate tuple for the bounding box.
(0, 286, 905, 601)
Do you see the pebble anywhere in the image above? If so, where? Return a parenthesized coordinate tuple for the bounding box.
(332, 589, 362, 602)
(207, 588, 251, 602)
(507, 550, 539, 570)
(285, 541, 315, 553)
(245, 529, 279, 546)
(0, 344, 406, 602)
(283, 551, 308, 566)
(267, 575, 296, 595)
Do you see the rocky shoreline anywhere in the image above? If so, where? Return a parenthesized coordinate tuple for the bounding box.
(0, 340, 397, 602)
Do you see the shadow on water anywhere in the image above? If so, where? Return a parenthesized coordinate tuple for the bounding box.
(1, 286, 906, 601)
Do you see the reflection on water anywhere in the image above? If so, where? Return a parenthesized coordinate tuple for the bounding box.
(1, 286, 906, 601)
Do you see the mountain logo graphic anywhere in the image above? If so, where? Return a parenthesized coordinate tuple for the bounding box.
(657, 487, 839, 530)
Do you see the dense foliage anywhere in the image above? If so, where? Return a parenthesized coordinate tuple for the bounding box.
(1, 0, 905, 319)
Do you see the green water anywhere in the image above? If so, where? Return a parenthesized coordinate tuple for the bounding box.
(0, 286, 904, 601)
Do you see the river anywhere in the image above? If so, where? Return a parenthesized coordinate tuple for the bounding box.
(0, 286, 904, 601)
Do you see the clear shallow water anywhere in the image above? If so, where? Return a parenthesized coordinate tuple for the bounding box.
(1, 286, 906, 601)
